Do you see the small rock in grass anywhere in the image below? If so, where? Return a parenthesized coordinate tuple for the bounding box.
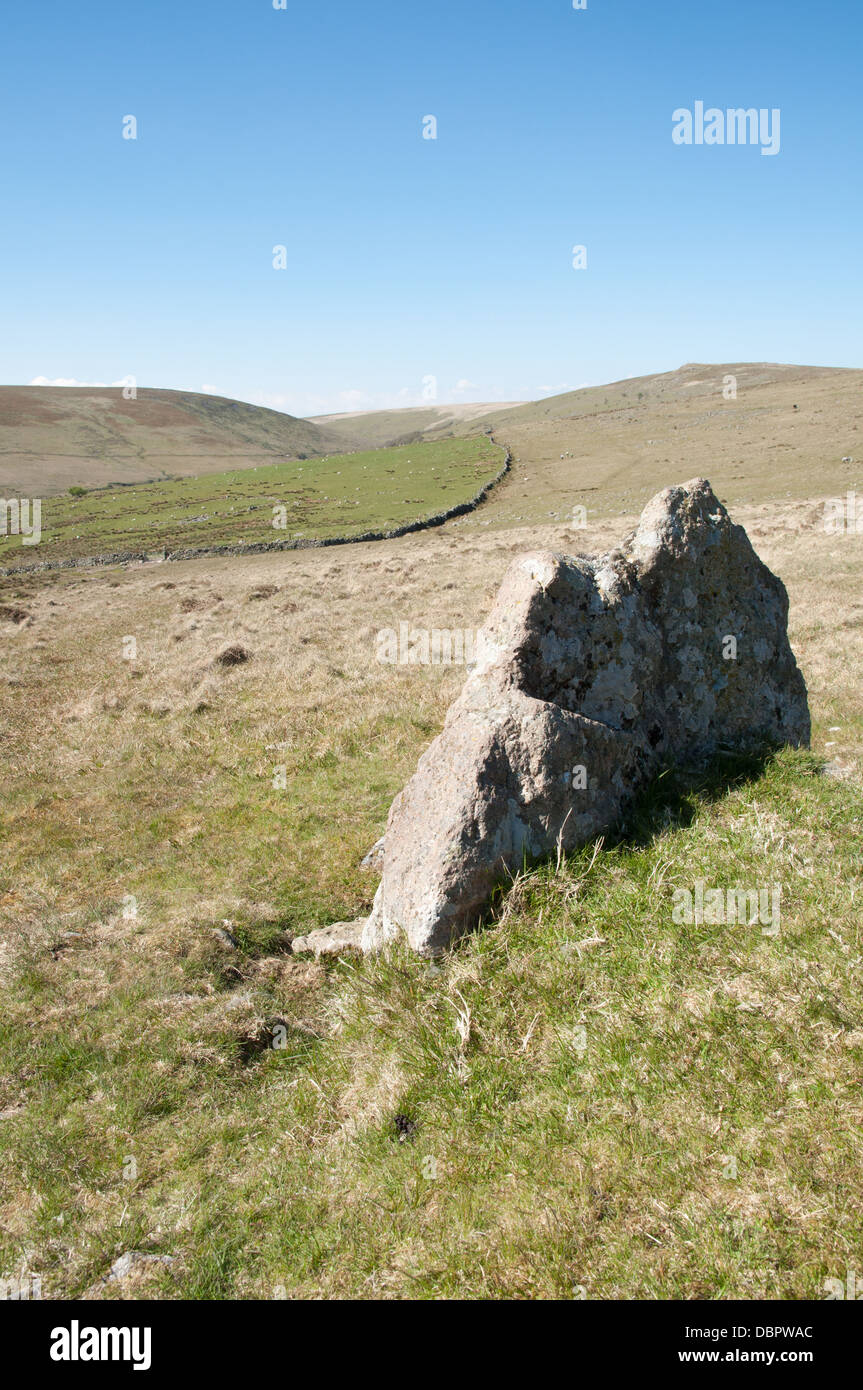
(291, 919, 365, 958)
(108, 1251, 175, 1282)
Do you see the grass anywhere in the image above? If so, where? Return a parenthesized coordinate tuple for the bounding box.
(0, 473, 861, 1299)
(0, 385, 356, 497)
(0, 747, 861, 1299)
(454, 364, 863, 533)
(0, 436, 503, 568)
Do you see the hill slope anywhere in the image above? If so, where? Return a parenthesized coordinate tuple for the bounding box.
(0, 436, 506, 570)
(305, 362, 863, 525)
(0, 387, 355, 496)
(5, 364, 859, 516)
(1, 366, 861, 1298)
(307, 401, 523, 451)
(448, 361, 863, 528)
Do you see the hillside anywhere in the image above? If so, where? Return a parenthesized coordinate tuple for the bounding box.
(454, 361, 863, 528)
(308, 362, 863, 526)
(0, 436, 506, 571)
(0, 483, 860, 1298)
(1, 362, 861, 1299)
(0, 386, 354, 497)
(5, 364, 859, 518)
(307, 401, 522, 451)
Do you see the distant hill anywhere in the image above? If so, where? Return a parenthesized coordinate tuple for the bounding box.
(310, 363, 857, 444)
(4, 364, 860, 512)
(306, 362, 862, 527)
(449, 361, 863, 527)
(473, 361, 856, 431)
(0, 386, 354, 496)
(307, 401, 524, 451)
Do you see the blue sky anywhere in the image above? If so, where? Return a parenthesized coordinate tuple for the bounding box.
(2, 0, 860, 415)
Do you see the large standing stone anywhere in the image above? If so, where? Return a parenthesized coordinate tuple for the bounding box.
(302, 479, 809, 958)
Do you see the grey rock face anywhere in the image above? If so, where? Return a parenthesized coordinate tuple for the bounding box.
(291, 919, 365, 957)
(360, 836, 386, 871)
(354, 479, 808, 957)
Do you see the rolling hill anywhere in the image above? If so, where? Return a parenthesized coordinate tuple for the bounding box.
(307, 400, 523, 451)
(469, 360, 863, 524)
(0, 436, 506, 570)
(5, 365, 859, 524)
(307, 361, 862, 524)
(0, 386, 355, 497)
(1, 358, 861, 1300)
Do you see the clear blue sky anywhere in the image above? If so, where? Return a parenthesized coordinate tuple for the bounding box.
(2, 0, 860, 415)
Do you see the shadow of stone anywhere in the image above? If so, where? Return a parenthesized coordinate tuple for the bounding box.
(607, 743, 781, 851)
(477, 743, 788, 944)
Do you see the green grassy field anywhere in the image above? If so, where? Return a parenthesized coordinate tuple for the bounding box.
(0, 436, 503, 568)
(2, 364, 862, 1300)
(0, 494, 861, 1299)
(2, 746, 861, 1299)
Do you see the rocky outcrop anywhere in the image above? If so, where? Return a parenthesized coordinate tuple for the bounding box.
(299, 479, 810, 958)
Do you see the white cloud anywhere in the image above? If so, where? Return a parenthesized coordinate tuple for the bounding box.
(201, 384, 218, 395)
(249, 383, 445, 418)
(250, 389, 333, 416)
(29, 375, 132, 388)
(537, 381, 591, 396)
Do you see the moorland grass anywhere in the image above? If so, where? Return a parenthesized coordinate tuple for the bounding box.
(0, 436, 502, 569)
(1, 745, 861, 1299)
(0, 489, 860, 1299)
